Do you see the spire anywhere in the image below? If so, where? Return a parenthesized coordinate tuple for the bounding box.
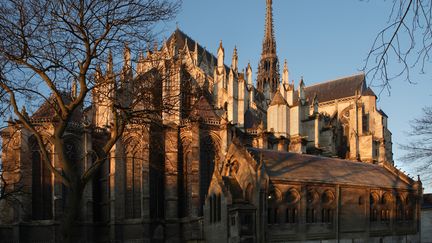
(257, 0, 280, 94)
(282, 59, 289, 85)
(264, 0, 276, 53)
(231, 46, 238, 72)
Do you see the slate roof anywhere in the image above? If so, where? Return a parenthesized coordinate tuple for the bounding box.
(304, 73, 366, 103)
(244, 109, 261, 129)
(166, 29, 230, 76)
(222, 176, 243, 202)
(32, 93, 81, 121)
(378, 109, 388, 118)
(246, 147, 413, 190)
(190, 96, 220, 120)
(269, 90, 288, 106)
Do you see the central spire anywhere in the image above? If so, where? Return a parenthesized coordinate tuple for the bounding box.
(257, 0, 280, 95)
(264, 0, 276, 54)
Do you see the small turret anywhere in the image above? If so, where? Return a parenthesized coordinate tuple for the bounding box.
(282, 59, 289, 86)
(231, 46, 238, 73)
(246, 63, 253, 88)
(217, 40, 225, 68)
(193, 41, 199, 65)
(299, 77, 305, 101)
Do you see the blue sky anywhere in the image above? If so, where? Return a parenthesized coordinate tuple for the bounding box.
(161, 0, 432, 191)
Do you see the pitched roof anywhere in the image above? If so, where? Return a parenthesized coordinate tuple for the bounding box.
(304, 73, 366, 103)
(362, 87, 376, 97)
(190, 96, 220, 120)
(166, 29, 230, 75)
(32, 93, 81, 121)
(269, 90, 288, 107)
(222, 176, 243, 202)
(244, 109, 261, 129)
(246, 147, 413, 190)
(378, 109, 388, 118)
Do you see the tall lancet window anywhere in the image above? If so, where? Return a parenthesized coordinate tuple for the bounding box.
(30, 136, 53, 220)
(125, 146, 142, 219)
(199, 134, 216, 216)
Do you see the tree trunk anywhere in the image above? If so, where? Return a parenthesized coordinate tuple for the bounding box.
(61, 182, 84, 243)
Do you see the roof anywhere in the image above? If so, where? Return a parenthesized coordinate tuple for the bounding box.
(378, 109, 388, 118)
(244, 109, 261, 129)
(362, 87, 376, 97)
(222, 176, 243, 202)
(423, 194, 432, 209)
(167, 29, 230, 76)
(32, 93, 81, 121)
(246, 147, 413, 190)
(190, 96, 220, 121)
(304, 73, 366, 103)
(269, 90, 288, 106)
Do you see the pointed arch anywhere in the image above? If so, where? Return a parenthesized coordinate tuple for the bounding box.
(123, 135, 144, 219)
(29, 135, 53, 220)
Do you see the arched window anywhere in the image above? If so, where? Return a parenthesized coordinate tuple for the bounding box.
(370, 193, 379, 222)
(209, 194, 222, 224)
(306, 190, 318, 223)
(396, 195, 404, 221)
(199, 134, 216, 216)
(380, 193, 392, 222)
(267, 189, 281, 224)
(30, 136, 53, 220)
(125, 143, 142, 219)
(321, 190, 335, 224)
(405, 195, 415, 220)
(285, 188, 300, 224)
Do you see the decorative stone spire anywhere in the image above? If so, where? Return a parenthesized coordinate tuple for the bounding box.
(282, 59, 289, 85)
(257, 0, 280, 94)
(232, 46, 238, 72)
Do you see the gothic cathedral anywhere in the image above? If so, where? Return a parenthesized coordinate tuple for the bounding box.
(0, 0, 422, 242)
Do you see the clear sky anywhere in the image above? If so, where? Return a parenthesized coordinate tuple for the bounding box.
(161, 0, 432, 192)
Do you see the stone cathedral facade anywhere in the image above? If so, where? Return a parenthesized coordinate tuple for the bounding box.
(0, 0, 423, 242)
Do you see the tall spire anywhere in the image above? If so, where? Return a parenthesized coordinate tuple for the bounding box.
(264, 0, 276, 54)
(257, 0, 280, 94)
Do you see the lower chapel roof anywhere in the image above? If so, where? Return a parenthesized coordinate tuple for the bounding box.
(246, 147, 414, 190)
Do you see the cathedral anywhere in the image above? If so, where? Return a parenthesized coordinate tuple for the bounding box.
(0, 0, 423, 242)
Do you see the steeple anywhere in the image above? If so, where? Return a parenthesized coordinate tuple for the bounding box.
(257, 0, 280, 94)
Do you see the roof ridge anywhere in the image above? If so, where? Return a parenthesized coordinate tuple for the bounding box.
(305, 72, 365, 89)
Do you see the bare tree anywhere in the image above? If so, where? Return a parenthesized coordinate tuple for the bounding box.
(363, 0, 432, 95)
(400, 106, 432, 188)
(0, 0, 181, 242)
